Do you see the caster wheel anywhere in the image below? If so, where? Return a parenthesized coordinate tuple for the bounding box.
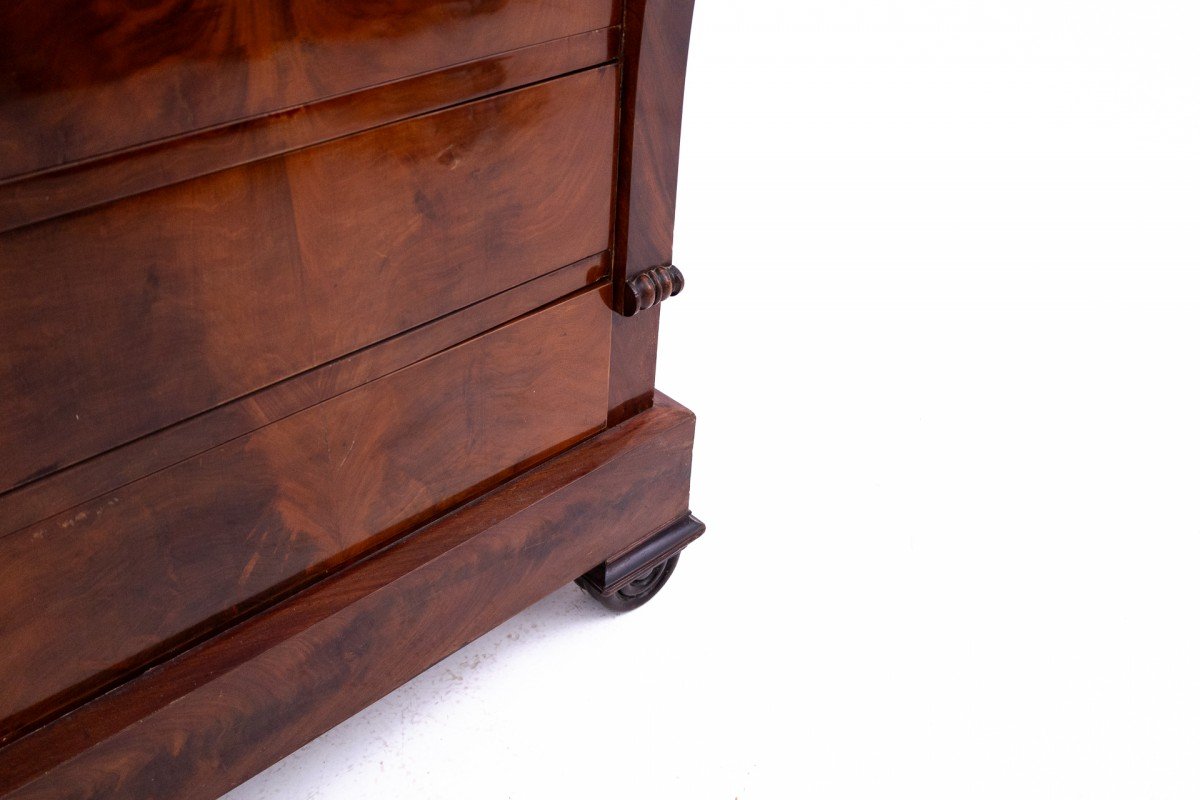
(576, 553, 679, 612)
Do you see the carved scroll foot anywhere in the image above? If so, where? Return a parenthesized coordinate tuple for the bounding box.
(575, 512, 705, 611)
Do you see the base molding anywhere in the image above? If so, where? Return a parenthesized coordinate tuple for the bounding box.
(0, 392, 700, 800)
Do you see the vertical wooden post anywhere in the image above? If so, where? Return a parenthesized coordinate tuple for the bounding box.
(608, 0, 697, 425)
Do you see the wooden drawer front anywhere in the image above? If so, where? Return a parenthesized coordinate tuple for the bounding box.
(0, 0, 618, 180)
(0, 287, 611, 739)
(0, 66, 617, 493)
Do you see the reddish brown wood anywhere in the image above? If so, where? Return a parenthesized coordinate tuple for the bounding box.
(608, 0, 696, 424)
(0, 0, 619, 180)
(624, 263, 686, 316)
(0, 392, 697, 800)
(608, 308, 664, 422)
(0, 66, 618, 494)
(0, 253, 609, 539)
(0, 289, 611, 744)
(0, 2, 703, 795)
(0, 27, 620, 234)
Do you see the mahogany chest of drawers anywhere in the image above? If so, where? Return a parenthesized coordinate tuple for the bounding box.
(0, 2, 702, 797)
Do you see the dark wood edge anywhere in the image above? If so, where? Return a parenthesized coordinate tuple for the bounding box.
(0, 391, 697, 799)
(0, 27, 620, 233)
(0, 252, 610, 537)
(623, 263, 685, 316)
(578, 511, 705, 596)
(606, 0, 696, 424)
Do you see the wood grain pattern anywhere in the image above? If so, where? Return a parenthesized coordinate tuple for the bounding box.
(0, 288, 611, 744)
(0, 254, 609, 539)
(0, 0, 619, 180)
(0, 66, 618, 494)
(0, 26, 619, 234)
(0, 392, 696, 800)
(0, 2, 704, 795)
(607, 0, 696, 423)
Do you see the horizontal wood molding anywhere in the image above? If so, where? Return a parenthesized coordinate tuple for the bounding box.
(0, 392, 696, 800)
(0, 288, 612, 743)
(0, 66, 619, 494)
(0, 253, 608, 539)
(0, 27, 620, 233)
(0, 0, 620, 181)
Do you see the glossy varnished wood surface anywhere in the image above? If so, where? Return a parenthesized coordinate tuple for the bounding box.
(0, 66, 618, 494)
(0, 255, 608, 538)
(607, 0, 696, 424)
(0, 1, 703, 794)
(0, 0, 619, 180)
(0, 26, 619, 234)
(0, 288, 611, 743)
(0, 392, 696, 800)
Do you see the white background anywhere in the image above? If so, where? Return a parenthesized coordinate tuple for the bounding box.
(229, 1, 1200, 797)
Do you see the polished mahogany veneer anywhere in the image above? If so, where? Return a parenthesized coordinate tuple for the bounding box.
(0, 287, 611, 741)
(0, 254, 608, 538)
(0, 0, 618, 179)
(0, 1, 701, 797)
(0, 27, 620, 233)
(0, 393, 697, 800)
(0, 66, 618, 493)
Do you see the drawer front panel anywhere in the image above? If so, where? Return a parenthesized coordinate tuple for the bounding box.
(0, 287, 611, 739)
(0, 255, 606, 539)
(0, 0, 619, 179)
(0, 65, 618, 492)
(0, 27, 619, 234)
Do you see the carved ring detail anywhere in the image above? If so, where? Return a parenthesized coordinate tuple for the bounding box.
(623, 264, 685, 316)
